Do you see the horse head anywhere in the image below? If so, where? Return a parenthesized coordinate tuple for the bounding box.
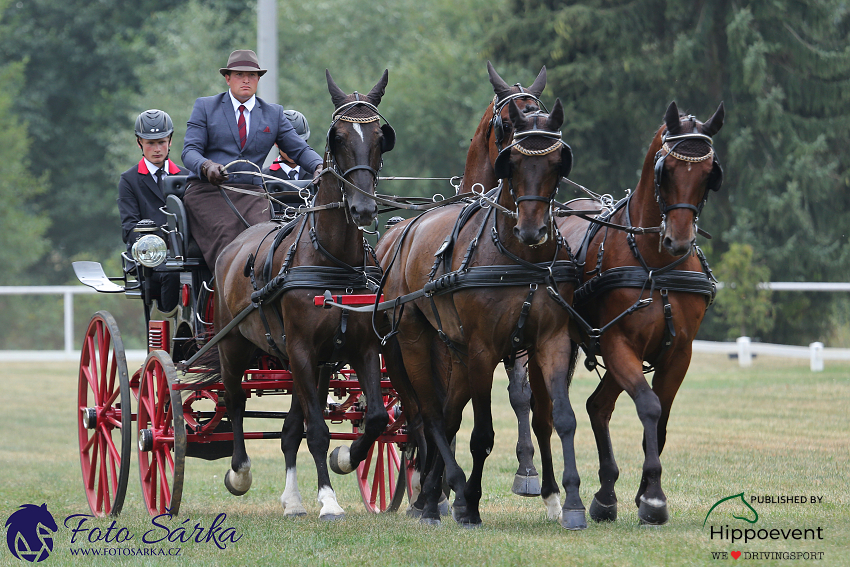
(650, 100, 725, 256)
(486, 61, 547, 155)
(324, 69, 395, 228)
(493, 98, 572, 246)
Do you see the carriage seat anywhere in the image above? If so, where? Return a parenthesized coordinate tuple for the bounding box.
(160, 175, 204, 265)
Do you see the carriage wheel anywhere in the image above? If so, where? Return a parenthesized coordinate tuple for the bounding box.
(77, 311, 131, 517)
(137, 350, 186, 516)
(355, 395, 408, 513)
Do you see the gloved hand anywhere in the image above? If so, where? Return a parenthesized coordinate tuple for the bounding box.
(312, 165, 323, 186)
(202, 160, 228, 186)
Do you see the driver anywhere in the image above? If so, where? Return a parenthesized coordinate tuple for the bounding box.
(117, 109, 188, 314)
(182, 49, 323, 269)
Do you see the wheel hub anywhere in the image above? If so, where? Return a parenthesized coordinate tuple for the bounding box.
(138, 428, 154, 452)
(81, 407, 98, 429)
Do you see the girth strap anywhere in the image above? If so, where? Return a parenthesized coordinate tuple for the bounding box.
(574, 266, 716, 306)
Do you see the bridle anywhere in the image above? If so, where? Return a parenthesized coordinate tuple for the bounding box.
(652, 117, 723, 226)
(323, 95, 395, 207)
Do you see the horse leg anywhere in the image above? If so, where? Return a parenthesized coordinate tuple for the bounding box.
(635, 355, 690, 518)
(585, 373, 623, 522)
(535, 341, 587, 530)
(506, 355, 541, 496)
(398, 329, 468, 525)
(604, 339, 668, 525)
(280, 392, 307, 517)
(329, 348, 388, 474)
(219, 336, 256, 496)
(288, 348, 344, 521)
(526, 362, 561, 521)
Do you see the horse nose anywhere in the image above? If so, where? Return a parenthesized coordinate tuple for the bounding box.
(513, 224, 548, 246)
(351, 201, 379, 227)
(662, 235, 691, 257)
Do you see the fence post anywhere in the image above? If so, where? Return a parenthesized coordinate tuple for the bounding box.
(810, 342, 824, 372)
(736, 336, 752, 367)
(64, 291, 74, 355)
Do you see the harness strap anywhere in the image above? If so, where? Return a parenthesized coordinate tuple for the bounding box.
(505, 285, 536, 370)
(219, 186, 252, 229)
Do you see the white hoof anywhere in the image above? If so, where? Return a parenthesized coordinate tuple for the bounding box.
(317, 486, 345, 521)
(224, 464, 252, 496)
(543, 493, 562, 521)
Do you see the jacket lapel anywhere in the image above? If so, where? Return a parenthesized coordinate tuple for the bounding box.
(220, 93, 241, 149)
(141, 169, 165, 203)
(244, 98, 265, 150)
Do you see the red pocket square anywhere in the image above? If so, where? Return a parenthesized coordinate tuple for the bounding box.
(263, 126, 270, 133)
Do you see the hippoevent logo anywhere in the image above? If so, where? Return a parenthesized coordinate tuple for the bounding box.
(5, 504, 58, 563)
(5, 504, 242, 562)
(705, 492, 826, 561)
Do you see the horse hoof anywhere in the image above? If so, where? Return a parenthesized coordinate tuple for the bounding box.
(458, 519, 482, 529)
(589, 496, 617, 522)
(438, 494, 449, 516)
(560, 508, 588, 531)
(511, 473, 541, 497)
(224, 469, 251, 496)
(419, 517, 441, 527)
(328, 446, 353, 475)
(319, 512, 345, 522)
(406, 504, 424, 518)
(638, 498, 669, 526)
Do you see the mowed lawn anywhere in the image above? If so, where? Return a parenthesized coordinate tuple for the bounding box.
(1, 353, 848, 566)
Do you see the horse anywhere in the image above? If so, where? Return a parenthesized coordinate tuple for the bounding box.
(375, 63, 585, 529)
(557, 101, 724, 525)
(212, 69, 395, 520)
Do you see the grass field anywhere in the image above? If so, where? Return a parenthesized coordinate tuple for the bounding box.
(1, 353, 848, 566)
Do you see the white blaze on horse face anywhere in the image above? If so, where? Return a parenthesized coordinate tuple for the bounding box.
(280, 467, 307, 516)
(352, 122, 365, 143)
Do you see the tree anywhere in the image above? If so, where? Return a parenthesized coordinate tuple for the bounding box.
(491, 0, 850, 343)
(713, 243, 774, 338)
(0, 58, 49, 284)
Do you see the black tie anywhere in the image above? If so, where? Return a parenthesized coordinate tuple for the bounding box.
(288, 168, 299, 180)
(155, 169, 164, 192)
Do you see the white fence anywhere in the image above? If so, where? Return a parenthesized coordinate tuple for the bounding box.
(2, 284, 850, 369)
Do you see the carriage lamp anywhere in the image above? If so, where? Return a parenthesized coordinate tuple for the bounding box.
(132, 234, 167, 268)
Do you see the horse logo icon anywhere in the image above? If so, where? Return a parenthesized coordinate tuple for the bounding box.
(703, 492, 759, 527)
(5, 504, 58, 563)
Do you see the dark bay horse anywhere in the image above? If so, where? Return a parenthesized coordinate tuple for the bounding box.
(376, 64, 584, 529)
(213, 70, 394, 520)
(558, 101, 724, 525)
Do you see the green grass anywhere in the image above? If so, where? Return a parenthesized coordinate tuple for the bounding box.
(1, 354, 848, 566)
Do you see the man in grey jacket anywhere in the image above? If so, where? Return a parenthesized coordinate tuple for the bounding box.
(182, 49, 323, 269)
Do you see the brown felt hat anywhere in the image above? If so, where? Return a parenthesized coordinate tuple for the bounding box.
(219, 49, 267, 77)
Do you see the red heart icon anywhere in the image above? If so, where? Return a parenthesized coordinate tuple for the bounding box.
(731, 551, 741, 559)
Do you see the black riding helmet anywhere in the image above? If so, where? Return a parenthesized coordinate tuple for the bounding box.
(135, 109, 174, 139)
(283, 109, 310, 141)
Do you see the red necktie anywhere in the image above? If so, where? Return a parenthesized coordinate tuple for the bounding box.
(237, 105, 247, 148)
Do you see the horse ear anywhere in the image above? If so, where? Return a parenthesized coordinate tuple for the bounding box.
(701, 101, 725, 137)
(508, 100, 527, 131)
(494, 148, 512, 179)
(366, 69, 389, 106)
(326, 69, 348, 108)
(528, 66, 546, 97)
(664, 101, 680, 135)
(487, 61, 513, 101)
(546, 98, 564, 131)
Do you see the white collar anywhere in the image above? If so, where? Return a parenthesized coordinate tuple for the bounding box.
(144, 157, 166, 176)
(228, 90, 256, 112)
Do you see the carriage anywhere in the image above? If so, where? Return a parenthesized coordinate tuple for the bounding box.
(73, 174, 412, 518)
(72, 64, 725, 529)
